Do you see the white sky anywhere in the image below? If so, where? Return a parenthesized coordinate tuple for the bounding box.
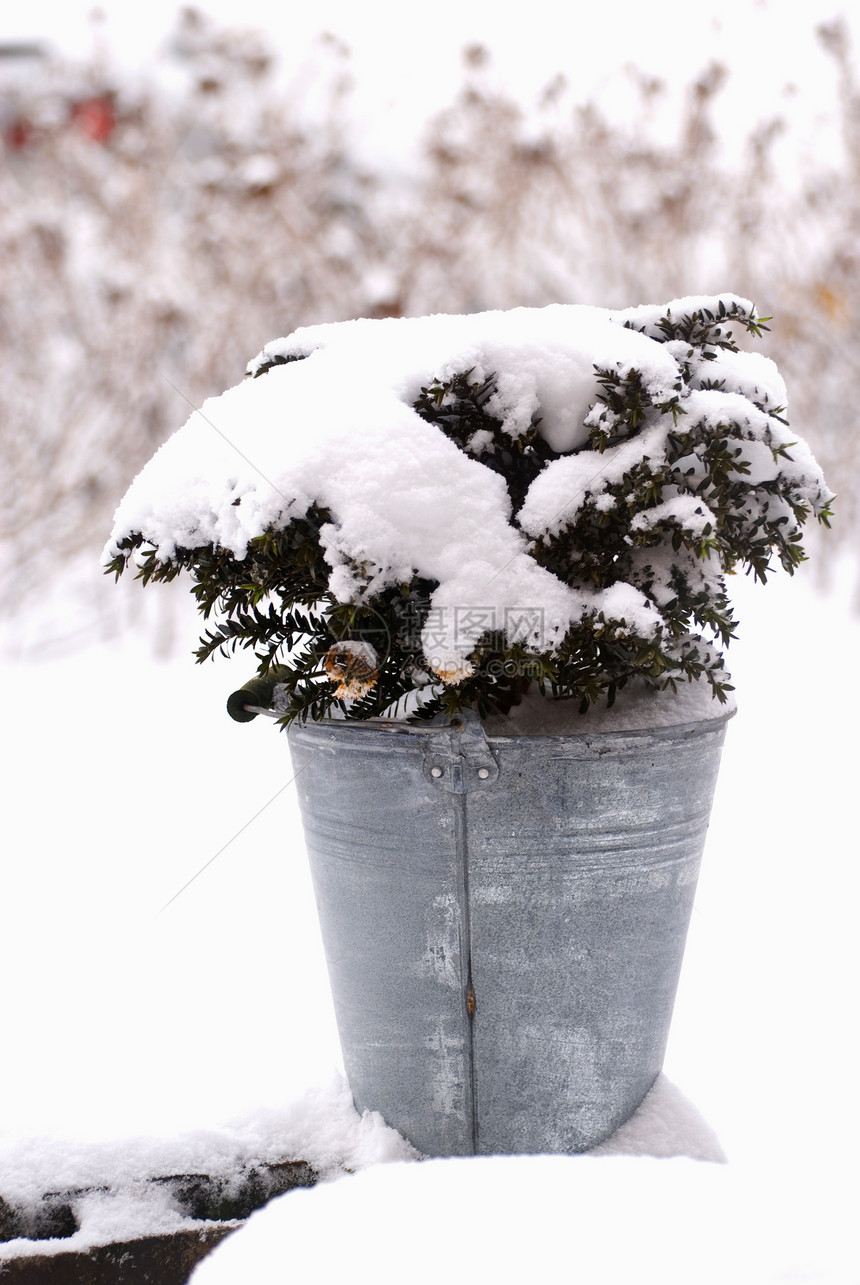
(2, 0, 854, 168)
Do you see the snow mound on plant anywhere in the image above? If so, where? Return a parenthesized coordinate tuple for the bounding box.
(104, 298, 813, 677)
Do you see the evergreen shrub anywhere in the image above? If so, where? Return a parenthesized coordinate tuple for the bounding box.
(106, 299, 833, 726)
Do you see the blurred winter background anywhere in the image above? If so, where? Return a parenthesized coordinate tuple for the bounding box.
(1, 2, 859, 1279)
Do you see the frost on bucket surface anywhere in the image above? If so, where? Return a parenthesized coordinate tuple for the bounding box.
(104, 297, 833, 725)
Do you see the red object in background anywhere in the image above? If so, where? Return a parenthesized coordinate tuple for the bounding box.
(3, 117, 33, 150)
(70, 95, 115, 143)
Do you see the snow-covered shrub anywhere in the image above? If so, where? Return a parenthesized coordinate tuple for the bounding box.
(105, 295, 832, 724)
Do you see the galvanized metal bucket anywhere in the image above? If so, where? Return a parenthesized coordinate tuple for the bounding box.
(288, 708, 731, 1157)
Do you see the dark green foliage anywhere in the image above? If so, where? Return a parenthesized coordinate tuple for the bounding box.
(248, 351, 308, 379)
(108, 302, 832, 725)
(412, 370, 559, 512)
(627, 296, 772, 349)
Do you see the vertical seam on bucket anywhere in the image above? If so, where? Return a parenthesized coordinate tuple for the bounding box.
(452, 788, 478, 1155)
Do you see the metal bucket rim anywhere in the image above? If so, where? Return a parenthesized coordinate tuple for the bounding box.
(287, 704, 735, 749)
(485, 705, 735, 745)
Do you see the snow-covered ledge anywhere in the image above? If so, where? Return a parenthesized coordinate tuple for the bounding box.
(0, 1074, 720, 1279)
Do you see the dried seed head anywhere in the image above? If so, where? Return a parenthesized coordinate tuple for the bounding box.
(324, 640, 379, 700)
(431, 658, 475, 685)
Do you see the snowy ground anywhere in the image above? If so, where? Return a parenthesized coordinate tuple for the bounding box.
(190, 1150, 855, 1285)
(1, 551, 858, 1280)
